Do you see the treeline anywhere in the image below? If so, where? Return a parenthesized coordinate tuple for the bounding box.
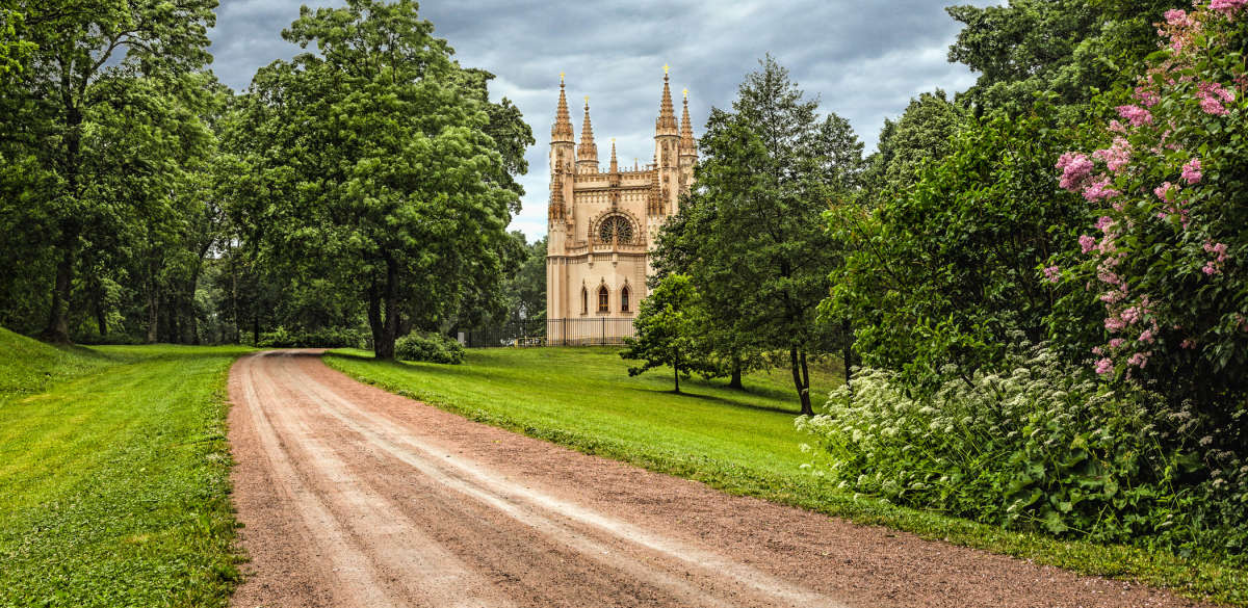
(630, 0, 1248, 562)
(0, 0, 543, 357)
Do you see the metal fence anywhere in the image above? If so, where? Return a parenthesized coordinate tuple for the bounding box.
(460, 317, 636, 348)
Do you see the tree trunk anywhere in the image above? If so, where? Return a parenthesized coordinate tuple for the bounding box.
(146, 288, 159, 344)
(41, 243, 74, 344)
(367, 279, 383, 352)
(373, 256, 400, 360)
(94, 294, 107, 338)
(673, 350, 681, 393)
(229, 250, 240, 344)
(729, 354, 743, 390)
(252, 313, 260, 345)
(790, 347, 813, 416)
(842, 318, 853, 389)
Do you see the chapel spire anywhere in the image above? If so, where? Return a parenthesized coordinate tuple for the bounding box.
(577, 96, 598, 168)
(551, 74, 574, 143)
(609, 138, 618, 173)
(656, 65, 678, 135)
(680, 89, 697, 159)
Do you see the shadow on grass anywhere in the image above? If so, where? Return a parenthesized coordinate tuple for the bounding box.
(625, 385, 802, 417)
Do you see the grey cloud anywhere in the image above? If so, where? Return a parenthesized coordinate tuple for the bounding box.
(209, 0, 1000, 239)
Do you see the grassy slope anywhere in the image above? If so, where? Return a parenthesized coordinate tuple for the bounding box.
(0, 328, 251, 608)
(326, 346, 1247, 607)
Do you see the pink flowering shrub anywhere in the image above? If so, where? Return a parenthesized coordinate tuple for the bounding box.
(1056, 2, 1247, 398)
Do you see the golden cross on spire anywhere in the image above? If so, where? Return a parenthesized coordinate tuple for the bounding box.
(682, 88, 688, 98)
(559, 71, 565, 83)
(584, 95, 589, 105)
(663, 63, 670, 75)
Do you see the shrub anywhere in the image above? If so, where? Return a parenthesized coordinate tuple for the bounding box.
(797, 341, 1248, 561)
(256, 326, 364, 349)
(395, 331, 464, 364)
(1053, 2, 1248, 409)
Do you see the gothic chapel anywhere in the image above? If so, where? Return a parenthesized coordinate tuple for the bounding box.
(545, 68, 698, 343)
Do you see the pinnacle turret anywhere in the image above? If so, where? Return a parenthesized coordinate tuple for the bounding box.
(551, 75, 574, 143)
(609, 138, 618, 173)
(577, 97, 598, 167)
(680, 89, 697, 158)
(656, 67, 678, 135)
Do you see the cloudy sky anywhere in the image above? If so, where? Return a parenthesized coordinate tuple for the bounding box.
(208, 0, 998, 240)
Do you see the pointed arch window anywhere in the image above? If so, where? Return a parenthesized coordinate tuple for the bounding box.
(620, 285, 631, 313)
(598, 286, 610, 313)
(581, 287, 588, 315)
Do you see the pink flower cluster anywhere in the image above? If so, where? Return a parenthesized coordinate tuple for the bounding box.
(1093, 137, 1133, 173)
(1056, 152, 1094, 191)
(1117, 104, 1154, 126)
(1134, 86, 1161, 107)
(1210, 0, 1248, 18)
(1198, 82, 1235, 116)
(1043, 266, 1061, 283)
(1083, 177, 1121, 202)
(1164, 9, 1192, 27)
(1202, 241, 1228, 275)
(1181, 158, 1202, 184)
(1095, 358, 1114, 375)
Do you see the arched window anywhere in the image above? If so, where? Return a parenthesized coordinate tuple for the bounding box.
(598, 216, 634, 243)
(581, 287, 588, 315)
(620, 285, 631, 313)
(598, 286, 609, 313)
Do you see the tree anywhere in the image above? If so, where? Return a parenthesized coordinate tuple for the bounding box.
(620, 274, 704, 393)
(227, 0, 529, 359)
(828, 111, 1088, 390)
(0, 0, 217, 343)
(948, 0, 1186, 115)
(661, 57, 861, 414)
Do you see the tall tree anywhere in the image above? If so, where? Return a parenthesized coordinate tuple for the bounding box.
(662, 57, 861, 414)
(228, 0, 529, 359)
(0, 0, 217, 343)
(948, 0, 1186, 115)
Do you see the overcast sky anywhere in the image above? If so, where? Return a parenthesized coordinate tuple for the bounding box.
(208, 0, 998, 240)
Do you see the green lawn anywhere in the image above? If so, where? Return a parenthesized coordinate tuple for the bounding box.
(327, 346, 1248, 607)
(0, 328, 251, 608)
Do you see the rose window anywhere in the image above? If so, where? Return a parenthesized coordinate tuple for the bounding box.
(598, 216, 634, 243)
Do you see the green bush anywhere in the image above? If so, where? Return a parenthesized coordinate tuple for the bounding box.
(797, 341, 1247, 562)
(395, 331, 464, 364)
(256, 326, 364, 349)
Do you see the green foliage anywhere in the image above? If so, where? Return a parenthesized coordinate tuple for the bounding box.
(395, 331, 465, 364)
(948, 0, 1185, 115)
(659, 56, 860, 411)
(861, 90, 967, 192)
(830, 111, 1087, 389)
(621, 274, 705, 392)
(0, 341, 251, 607)
(0, 0, 218, 343)
(799, 342, 1248, 562)
(257, 326, 365, 349)
(226, 0, 529, 360)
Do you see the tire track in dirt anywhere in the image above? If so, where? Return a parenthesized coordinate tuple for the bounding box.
(228, 351, 1211, 608)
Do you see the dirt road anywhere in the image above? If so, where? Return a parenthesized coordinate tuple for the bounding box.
(227, 351, 1205, 608)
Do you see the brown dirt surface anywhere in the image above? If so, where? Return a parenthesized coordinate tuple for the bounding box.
(227, 350, 1210, 608)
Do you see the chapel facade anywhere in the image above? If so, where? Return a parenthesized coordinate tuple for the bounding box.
(545, 69, 698, 343)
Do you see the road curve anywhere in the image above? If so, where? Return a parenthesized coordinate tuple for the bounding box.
(227, 351, 1205, 608)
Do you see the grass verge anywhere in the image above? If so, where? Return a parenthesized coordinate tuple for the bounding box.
(326, 346, 1247, 606)
(0, 328, 252, 608)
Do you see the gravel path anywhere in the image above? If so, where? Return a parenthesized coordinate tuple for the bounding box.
(227, 350, 1206, 608)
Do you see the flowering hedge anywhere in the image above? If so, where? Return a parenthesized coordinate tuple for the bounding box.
(1054, 2, 1248, 405)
